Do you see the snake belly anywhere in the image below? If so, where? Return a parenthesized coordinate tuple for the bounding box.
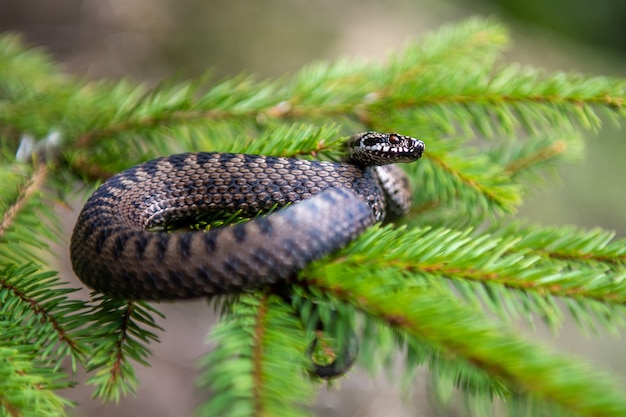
(70, 152, 389, 300)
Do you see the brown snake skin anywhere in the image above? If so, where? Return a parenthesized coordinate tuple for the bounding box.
(70, 132, 425, 300)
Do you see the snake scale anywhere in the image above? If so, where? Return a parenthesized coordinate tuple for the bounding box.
(70, 132, 425, 300)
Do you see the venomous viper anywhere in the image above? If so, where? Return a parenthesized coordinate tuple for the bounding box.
(70, 131, 424, 376)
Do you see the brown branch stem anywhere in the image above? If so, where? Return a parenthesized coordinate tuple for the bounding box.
(0, 162, 47, 238)
(252, 294, 269, 415)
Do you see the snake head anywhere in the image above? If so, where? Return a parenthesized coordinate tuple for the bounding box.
(345, 131, 425, 166)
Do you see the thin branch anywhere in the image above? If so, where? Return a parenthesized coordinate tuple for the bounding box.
(409, 260, 626, 305)
(390, 93, 625, 112)
(410, 199, 442, 215)
(427, 153, 510, 208)
(74, 109, 239, 148)
(0, 275, 83, 358)
(508, 245, 626, 267)
(504, 140, 568, 175)
(0, 161, 47, 238)
(252, 294, 269, 416)
(0, 393, 21, 417)
(109, 301, 134, 386)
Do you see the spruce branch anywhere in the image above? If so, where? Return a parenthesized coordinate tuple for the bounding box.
(68, 18, 509, 152)
(376, 64, 625, 139)
(300, 268, 626, 417)
(406, 130, 583, 228)
(494, 222, 626, 267)
(496, 135, 581, 180)
(0, 162, 55, 264)
(306, 223, 626, 330)
(71, 77, 279, 150)
(0, 264, 86, 368)
(418, 149, 522, 216)
(82, 297, 163, 402)
(0, 34, 66, 98)
(0, 335, 73, 417)
(0, 162, 46, 237)
(198, 294, 315, 417)
(384, 18, 509, 83)
(227, 123, 344, 161)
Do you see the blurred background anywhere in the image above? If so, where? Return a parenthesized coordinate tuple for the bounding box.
(1, 0, 625, 416)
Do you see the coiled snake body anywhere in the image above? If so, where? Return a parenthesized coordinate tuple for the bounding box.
(70, 132, 425, 300)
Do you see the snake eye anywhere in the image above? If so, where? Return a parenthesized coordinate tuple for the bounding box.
(389, 134, 401, 145)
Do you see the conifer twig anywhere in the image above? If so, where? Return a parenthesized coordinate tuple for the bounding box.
(504, 140, 568, 175)
(252, 294, 270, 415)
(0, 267, 83, 358)
(0, 161, 47, 238)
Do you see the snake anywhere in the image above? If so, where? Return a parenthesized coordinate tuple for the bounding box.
(70, 131, 424, 377)
(70, 131, 425, 300)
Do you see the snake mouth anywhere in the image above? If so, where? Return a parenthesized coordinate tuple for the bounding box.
(386, 133, 425, 161)
(391, 141, 425, 162)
